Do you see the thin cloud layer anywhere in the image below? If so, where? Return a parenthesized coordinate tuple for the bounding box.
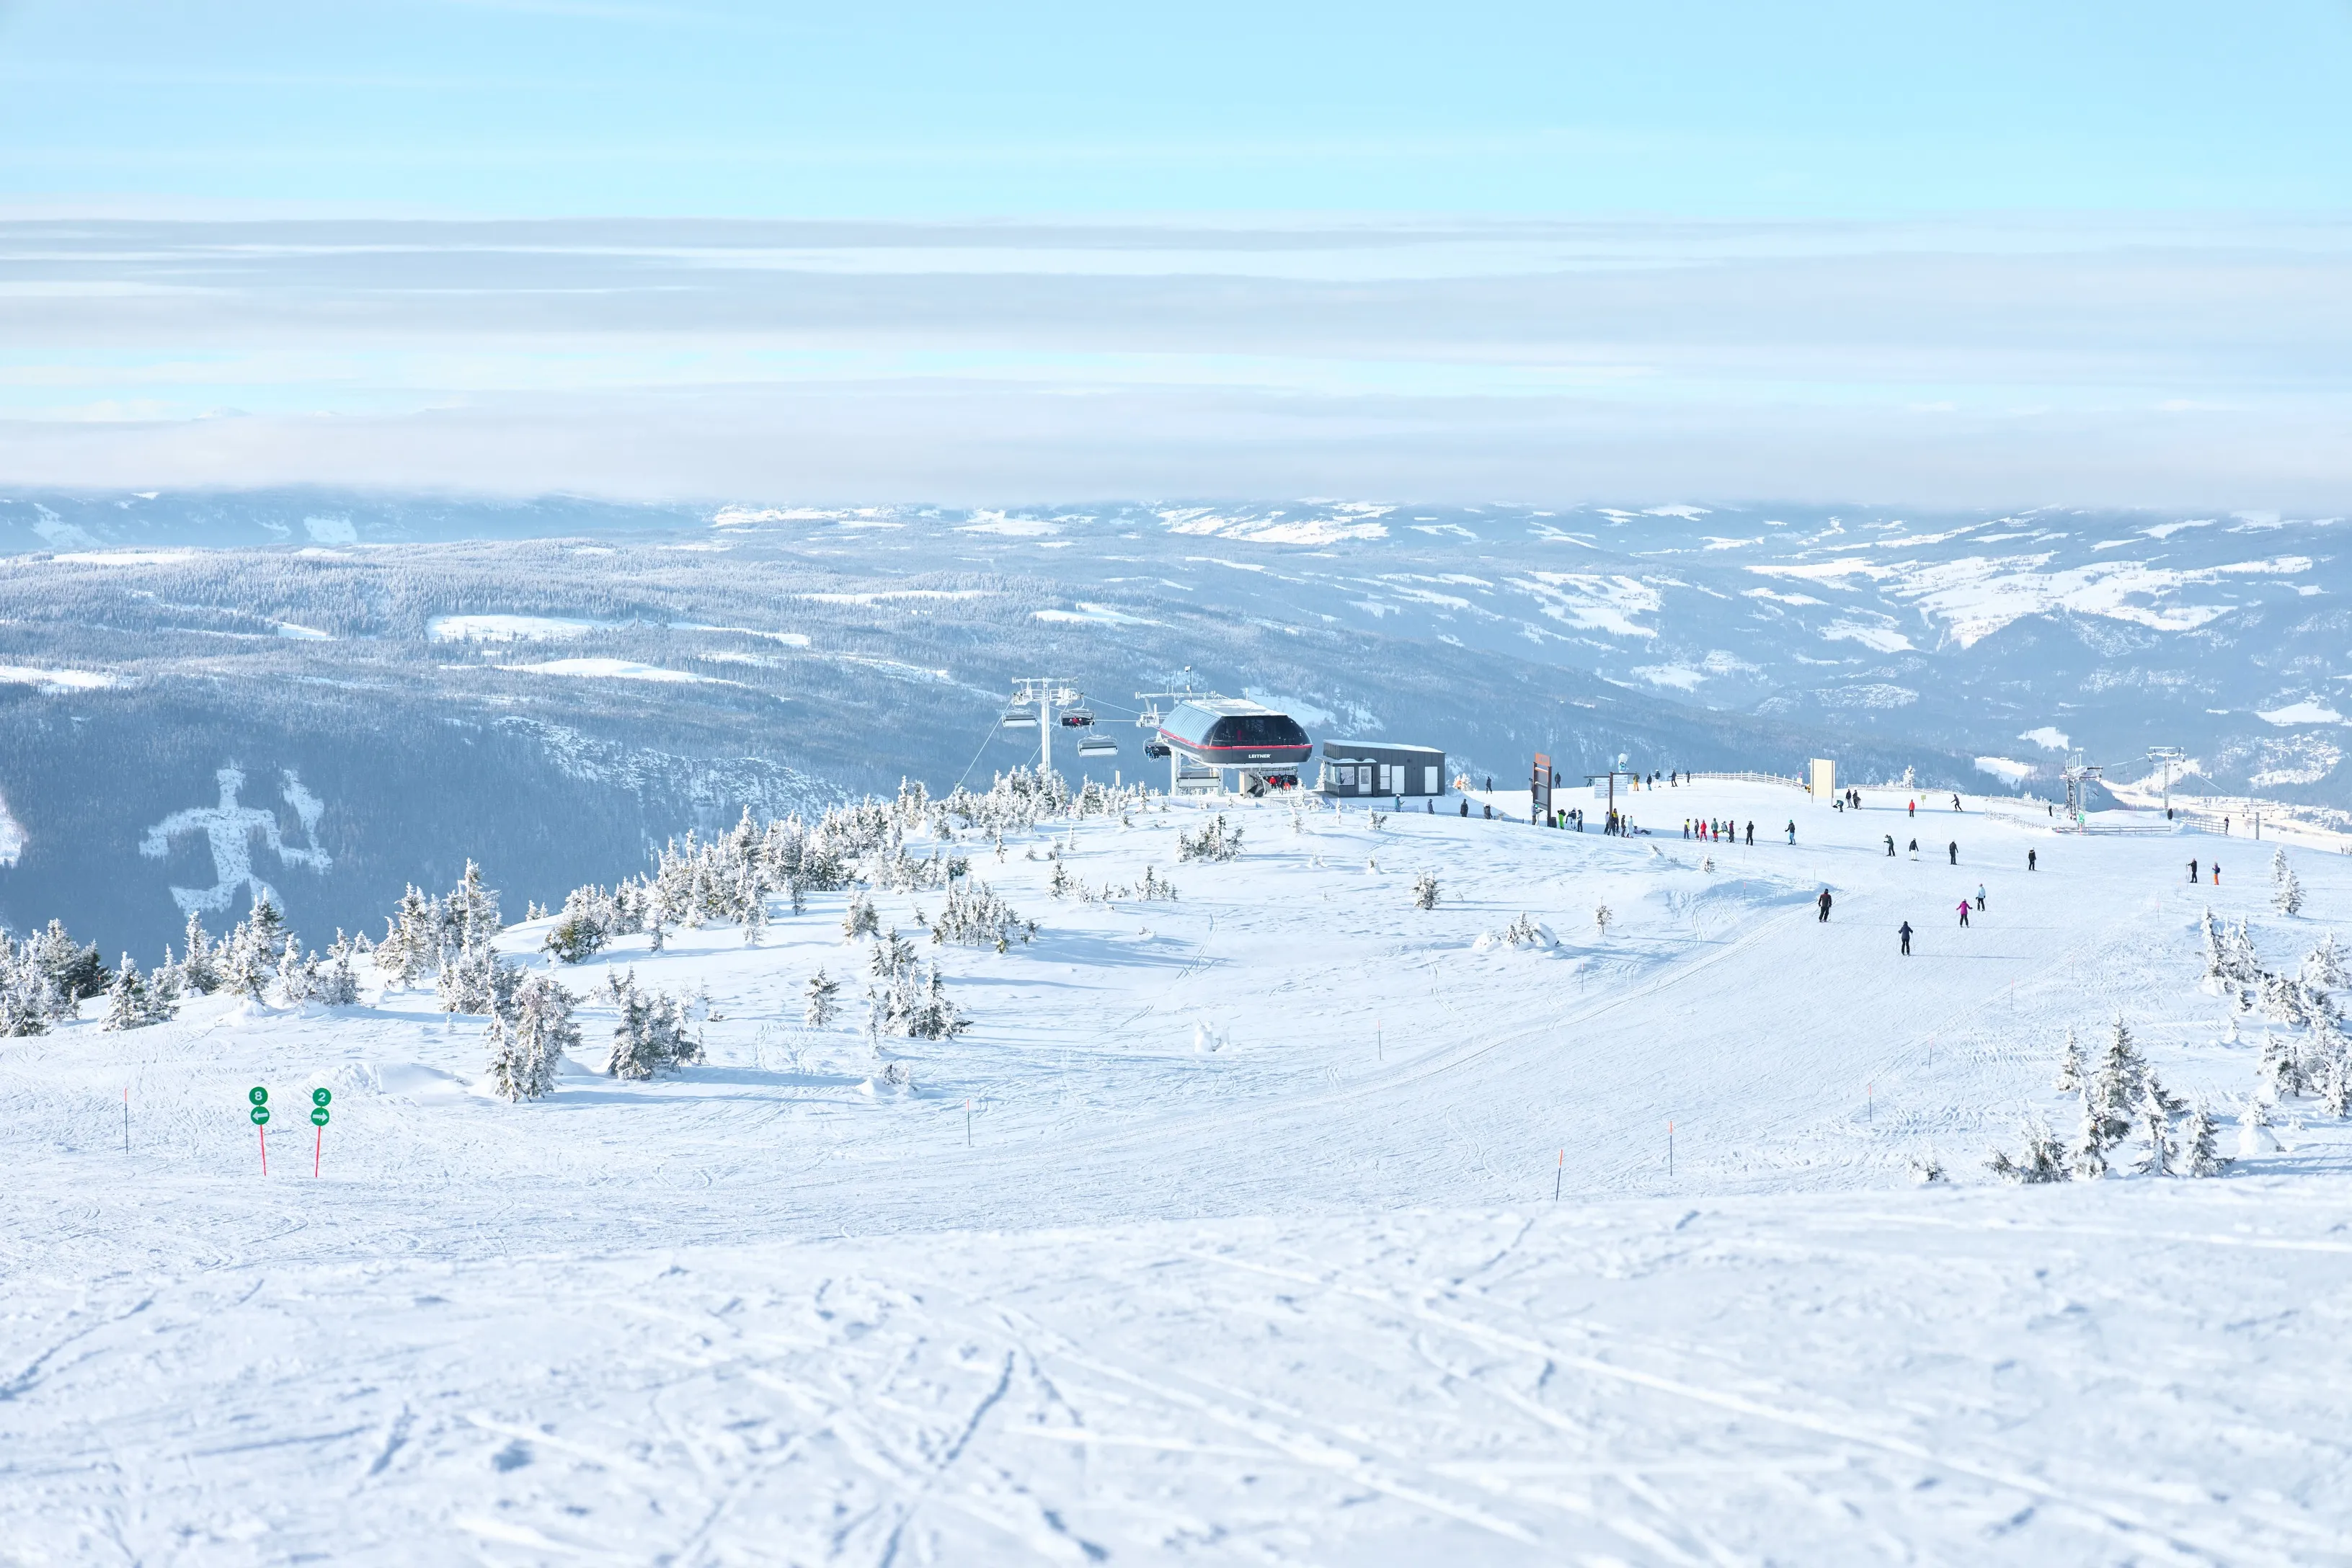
(0, 215, 2345, 505)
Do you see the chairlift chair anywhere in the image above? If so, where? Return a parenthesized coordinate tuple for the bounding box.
(1075, 732, 1118, 757)
(1136, 703, 1163, 729)
(1060, 706, 1096, 729)
(999, 700, 1038, 731)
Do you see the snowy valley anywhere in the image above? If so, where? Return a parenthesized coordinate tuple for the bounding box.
(6, 771, 2351, 1563)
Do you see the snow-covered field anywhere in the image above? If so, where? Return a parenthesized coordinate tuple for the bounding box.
(8, 780, 2352, 1563)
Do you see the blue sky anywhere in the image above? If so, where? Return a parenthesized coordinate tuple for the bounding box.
(0, 3, 2348, 502)
(6, 1, 2350, 217)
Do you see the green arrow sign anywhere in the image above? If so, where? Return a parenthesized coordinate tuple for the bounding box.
(249, 1104, 271, 1126)
(310, 1106, 329, 1127)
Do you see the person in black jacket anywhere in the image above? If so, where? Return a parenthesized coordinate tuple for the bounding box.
(1899, 920, 1913, 955)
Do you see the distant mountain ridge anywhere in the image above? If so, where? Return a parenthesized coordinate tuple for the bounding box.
(0, 489, 2339, 957)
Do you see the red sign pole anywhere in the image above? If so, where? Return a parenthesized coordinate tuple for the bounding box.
(314, 1125, 322, 1177)
(259, 1124, 268, 1177)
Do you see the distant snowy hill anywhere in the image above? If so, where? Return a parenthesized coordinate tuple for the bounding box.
(0, 489, 2340, 956)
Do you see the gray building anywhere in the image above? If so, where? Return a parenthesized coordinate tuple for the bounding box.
(1318, 741, 1447, 798)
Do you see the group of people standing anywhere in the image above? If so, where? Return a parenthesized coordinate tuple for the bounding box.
(1687, 817, 1752, 846)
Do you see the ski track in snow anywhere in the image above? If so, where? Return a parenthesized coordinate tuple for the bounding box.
(6, 780, 2352, 1562)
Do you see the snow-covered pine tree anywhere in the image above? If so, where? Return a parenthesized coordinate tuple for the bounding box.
(2304, 931, 2349, 992)
(843, 889, 879, 940)
(489, 972, 578, 1100)
(219, 920, 272, 1002)
(2175, 1100, 2230, 1176)
(804, 968, 841, 1027)
(2198, 906, 2226, 988)
(869, 927, 918, 979)
(178, 909, 221, 994)
(2273, 850, 2304, 916)
(2236, 1096, 2279, 1157)
(100, 958, 160, 1031)
(316, 936, 360, 1006)
(2068, 1090, 2111, 1180)
(2324, 1054, 2352, 1118)
(1988, 1115, 2067, 1182)
(741, 871, 767, 946)
(1413, 871, 1439, 910)
(444, 860, 502, 951)
(2090, 1015, 2148, 1143)
(2053, 1027, 2085, 1092)
(379, 885, 438, 986)
(1594, 903, 1615, 936)
(2133, 1082, 2175, 1176)
(2258, 1030, 2309, 1099)
(277, 934, 315, 1004)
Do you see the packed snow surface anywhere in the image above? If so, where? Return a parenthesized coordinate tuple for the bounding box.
(8, 780, 2352, 1562)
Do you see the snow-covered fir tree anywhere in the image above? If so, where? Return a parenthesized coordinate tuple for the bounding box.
(2068, 1090, 2111, 1180)
(1413, 871, 1439, 910)
(177, 910, 221, 995)
(804, 968, 841, 1028)
(2175, 1100, 2230, 1176)
(843, 890, 879, 941)
(2273, 849, 2305, 917)
(489, 972, 578, 1101)
(603, 971, 700, 1079)
(2133, 1082, 2175, 1176)
(1988, 1116, 2067, 1183)
(2304, 931, 2348, 992)
(2053, 1027, 2085, 1092)
(100, 956, 173, 1030)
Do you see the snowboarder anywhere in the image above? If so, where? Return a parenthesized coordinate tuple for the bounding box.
(1817, 888, 1833, 922)
(1908, 838, 1919, 860)
(1952, 794, 1962, 811)
(1785, 819, 1796, 844)
(2028, 848, 2037, 870)
(1948, 840, 1958, 865)
(2188, 858, 2198, 883)
(2213, 862, 2221, 885)
(1957, 899, 1971, 928)
(1899, 920, 1913, 955)
(1885, 834, 1896, 858)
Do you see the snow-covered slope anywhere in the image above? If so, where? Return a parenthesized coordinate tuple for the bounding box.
(6, 780, 2351, 1561)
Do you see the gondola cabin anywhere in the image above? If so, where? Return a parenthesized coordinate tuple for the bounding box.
(1156, 695, 1313, 794)
(1317, 741, 1446, 799)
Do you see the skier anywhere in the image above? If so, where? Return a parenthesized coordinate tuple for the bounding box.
(2213, 862, 2221, 885)
(2188, 858, 2198, 883)
(1785, 819, 1796, 845)
(2028, 848, 2037, 870)
(1952, 793, 1962, 811)
(1460, 798, 1468, 816)
(1899, 920, 1913, 956)
(1885, 834, 1896, 857)
(1948, 840, 1958, 865)
(1745, 821, 1754, 847)
(1908, 837, 1919, 860)
(1974, 883, 1987, 912)
(1956, 899, 1971, 928)
(1817, 888, 1833, 922)
(1908, 799, 1916, 818)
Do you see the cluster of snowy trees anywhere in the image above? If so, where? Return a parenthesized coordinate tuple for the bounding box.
(2199, 911, 2352, 1104)
(1178, 814, 1244, 863)
(486, 972, 582, 1100)
(0, 919, 120, 1035)
(1413, 871, 1439, 910)
(1044, 847, 1176, 909)
(924, 879, 1036, 950)
(600, 970, 703, 1081)
(1992, 1017, 2228, 1181)
(860, 927, 968, 1042)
